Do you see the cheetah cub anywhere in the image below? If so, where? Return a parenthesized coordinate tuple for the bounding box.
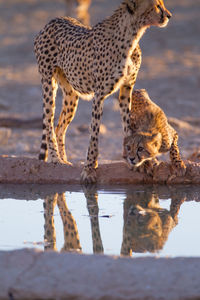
(34, 0, 171, 183)
(123, 89, 186, 176)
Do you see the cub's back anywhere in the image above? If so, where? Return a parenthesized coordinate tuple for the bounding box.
(130, 89, 173, 136)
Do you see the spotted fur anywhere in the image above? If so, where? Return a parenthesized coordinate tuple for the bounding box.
(44, 193, 82, 252)
(43, 190, 104, 254)
(121, 189, 184, 256)
(34, 0, 171, 183)
(123, 89, 186, 176)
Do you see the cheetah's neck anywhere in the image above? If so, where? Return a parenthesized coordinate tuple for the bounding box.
(94, 2, 148, 58)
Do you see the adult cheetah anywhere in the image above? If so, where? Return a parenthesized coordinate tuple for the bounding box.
(34, 0, 172, 183)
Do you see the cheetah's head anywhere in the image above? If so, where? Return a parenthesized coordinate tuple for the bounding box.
(122, 204, 175, 254)
(125, 0, 172, 28)
(123, 132, 162, 169)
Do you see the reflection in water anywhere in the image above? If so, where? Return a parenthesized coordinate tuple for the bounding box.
(84, 186, 104, 254)
(44, 193, 82, 252)
(64, 0, 91, 26)
(43, 189, 103, 254)
(121, 188, 184, 256)
(43, 194, 57, 251)
(43, 186, 185, 256)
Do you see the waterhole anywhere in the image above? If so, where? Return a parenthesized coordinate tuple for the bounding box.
(0, 184, 200, 257)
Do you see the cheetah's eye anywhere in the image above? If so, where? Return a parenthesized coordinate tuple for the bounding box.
(138, 147, 144, 152)
(126, 145, 131, 151)
(154, 223, 160, 230)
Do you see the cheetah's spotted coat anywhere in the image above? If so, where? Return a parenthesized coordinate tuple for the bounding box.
(34, 0, 171, 183)
(123, 89, 186, 176)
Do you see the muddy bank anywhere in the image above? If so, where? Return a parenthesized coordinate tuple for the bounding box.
(0, 156, 200, 185)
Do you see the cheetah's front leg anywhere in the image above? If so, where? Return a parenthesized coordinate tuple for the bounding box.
(119, 84, 133, 137)
(81, 95, 105, 184)
(119, 45, 142, 137)
(169, 133, 186, 177)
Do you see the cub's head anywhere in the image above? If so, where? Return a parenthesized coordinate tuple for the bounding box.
(125, 0, 172, 28)
(123, 132, 162, 169)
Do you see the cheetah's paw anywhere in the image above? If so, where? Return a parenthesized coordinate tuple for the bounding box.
(47, 156, 63, 164)
(80, 166, 97, 184)
(136, 159, 159, 177)
(61, 159, 73, 166)
(47, 156, 72, 166)
(171, 161, 186, 177)
(168, 161, 187, 182)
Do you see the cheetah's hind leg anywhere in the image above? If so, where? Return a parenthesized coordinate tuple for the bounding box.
(54, 68, 79, 165)
(39, 76, 62, 163)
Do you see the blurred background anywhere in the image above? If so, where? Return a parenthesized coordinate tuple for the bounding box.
(0, 0, 200, 163)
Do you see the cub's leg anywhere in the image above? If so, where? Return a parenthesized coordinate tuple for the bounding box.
(39, 76, 61, 163)
(170, 133, 186, 176)
(54, 69, 79, 164)
(137, 158, 159, 176)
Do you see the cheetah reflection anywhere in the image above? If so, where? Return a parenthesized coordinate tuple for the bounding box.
(64, 0, 91, 26)
(83, 186, 184, 256)
(84, 186, 104, 253)
(43, 193, 82, 252)
(84, 187, 184, 256)
(43, 188, 184, 255)
(121, 188, 184, 256)
(43, 191, 103, 253)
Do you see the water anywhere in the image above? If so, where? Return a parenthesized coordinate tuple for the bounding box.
(0, 184, 200, 257)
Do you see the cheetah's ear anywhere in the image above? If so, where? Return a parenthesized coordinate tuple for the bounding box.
(124, 0, 137, 14)
(130, 114, 141, 131)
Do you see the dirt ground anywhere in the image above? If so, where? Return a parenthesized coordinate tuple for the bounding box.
(0, 0, 200, 164)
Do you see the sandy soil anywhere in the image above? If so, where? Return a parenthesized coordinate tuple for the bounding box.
(0, 0, 200, 165)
